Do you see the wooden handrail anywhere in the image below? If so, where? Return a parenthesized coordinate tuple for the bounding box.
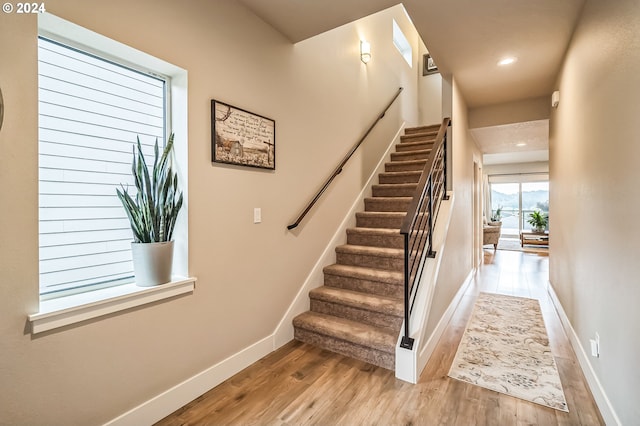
(287, 87, 404, 230)
(400, 117, 451, 234)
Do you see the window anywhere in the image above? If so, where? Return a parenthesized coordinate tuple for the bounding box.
(392, 19, 412, 67)
(490, 175, 549, 236)
(38, 37, 168, 299)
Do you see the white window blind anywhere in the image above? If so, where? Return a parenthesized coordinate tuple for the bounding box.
(38, 37, 167, 298)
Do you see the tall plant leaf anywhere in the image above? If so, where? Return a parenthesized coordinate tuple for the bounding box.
(117, 133, 183, 243)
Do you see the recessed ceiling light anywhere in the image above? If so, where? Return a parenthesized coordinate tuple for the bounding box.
(516, 142, 527, 147)
(498, 57, 517, 66)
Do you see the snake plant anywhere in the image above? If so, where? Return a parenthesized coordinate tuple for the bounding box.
(117, 134, 183, 243)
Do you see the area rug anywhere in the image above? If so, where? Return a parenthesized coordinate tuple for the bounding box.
(497, 237, 548, 254)
(448, 292, 568, 412)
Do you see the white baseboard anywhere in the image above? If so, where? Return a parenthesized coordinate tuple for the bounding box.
(272, 122, 407, 349)
(547, 283, 621, 426)
(417, 269, 473, 374)
(104, 335, 274, 426)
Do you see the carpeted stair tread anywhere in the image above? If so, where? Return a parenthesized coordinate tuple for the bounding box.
(323, 263, 403, 285)
(385, 159, 427, 172)
(400, 132, 438, 143)
(371, 183, 418, 197)
(390, 149, 432, 161)
(378, 171, 422, 184)
(346, 227, 403, 249)
(403, 124, 440, 135)
(395, 140, 435, 152)
(323, 263, 403, 298)
(355, 211, 406, 229)
(364, 196, 412, 212)
(335, 244, 404, 272)
(335, 244, 404, 258)
(310, 286, 403, 317)
(293, 311, 397, 354)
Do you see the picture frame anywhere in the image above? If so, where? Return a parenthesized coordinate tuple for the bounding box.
(211, 99, 275, 170)
(423, 54, 439, 76)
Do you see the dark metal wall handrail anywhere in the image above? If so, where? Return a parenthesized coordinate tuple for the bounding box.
(287, 87, 404, 231)
(399, 117, 451, 350)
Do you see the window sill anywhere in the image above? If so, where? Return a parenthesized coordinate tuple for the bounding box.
(29, 277, 196, 335)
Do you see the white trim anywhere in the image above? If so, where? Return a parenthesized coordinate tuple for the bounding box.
(547, 283, 621, 426)
(273, 123, 407, 348)
(417, 269, 473, 375)
(29, 277, 196, 334)
(104, 335, 274, 426)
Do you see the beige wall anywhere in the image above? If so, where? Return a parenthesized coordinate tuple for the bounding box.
(469, 96, 550, 129)
(0, 1, 426, 424)
(425, 77, 481, 335)
(417, 41, 443, 125)
(550, 0, 640, 423)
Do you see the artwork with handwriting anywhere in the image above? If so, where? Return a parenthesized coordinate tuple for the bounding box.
(211, 100, 275, 170)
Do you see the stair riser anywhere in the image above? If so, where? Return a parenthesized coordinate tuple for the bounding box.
(372, 185, 417, 197)
(378, 173, 421, 184)
(336, 251, 404, 272)
(323, 273, 403, 298)
(310, 300, 403, 331)
(395, 142, 434, 152)
(355, 214, 405, 229)
(385, 161, 426, 172)
(294, 328, 394, 370)
(365, 198, 411, 212)
(390, 150, 431, 162)
(347, 232, 404, 249)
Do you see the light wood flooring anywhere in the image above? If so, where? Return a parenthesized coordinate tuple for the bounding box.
(157, 249, 604, 425)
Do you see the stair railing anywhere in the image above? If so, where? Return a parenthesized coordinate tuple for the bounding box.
(287, 87, 404, 230)
(399, 117, 451, 350)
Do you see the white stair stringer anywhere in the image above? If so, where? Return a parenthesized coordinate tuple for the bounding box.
(395, 192, 459, 383)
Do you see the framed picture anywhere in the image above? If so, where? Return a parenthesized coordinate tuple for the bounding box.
(211, 100, 275, 170)
(423, 54, 439, 76)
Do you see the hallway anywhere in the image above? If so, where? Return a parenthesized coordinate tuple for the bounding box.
(157, 250, 604, 425)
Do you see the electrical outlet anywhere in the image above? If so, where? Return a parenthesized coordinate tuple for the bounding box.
(254, 207, 261, 224)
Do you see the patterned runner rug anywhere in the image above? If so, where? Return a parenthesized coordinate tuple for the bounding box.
(448, 292, 568, 412)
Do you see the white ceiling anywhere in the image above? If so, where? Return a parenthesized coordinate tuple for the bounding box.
(470, 119, 550, 164)
(238, 0, 586, 162)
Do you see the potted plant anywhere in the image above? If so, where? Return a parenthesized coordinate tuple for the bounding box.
(117, 134, 183, 286)
(490, 206, 502, 225)
(527, 209, 548, 233)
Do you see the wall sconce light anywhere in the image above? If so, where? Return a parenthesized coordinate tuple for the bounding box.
(551, 90, 560, 108)
(360, 40, 371, 64)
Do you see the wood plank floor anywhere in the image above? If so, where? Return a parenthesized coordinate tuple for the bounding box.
(157, 249, 604, 425)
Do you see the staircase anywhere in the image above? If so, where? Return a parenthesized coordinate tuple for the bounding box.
(293, 123, 441, 370)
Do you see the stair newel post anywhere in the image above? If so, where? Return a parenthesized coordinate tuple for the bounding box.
(400, 232, 414, 350)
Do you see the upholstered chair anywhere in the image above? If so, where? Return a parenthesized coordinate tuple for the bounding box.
(483, 220, 502, 249)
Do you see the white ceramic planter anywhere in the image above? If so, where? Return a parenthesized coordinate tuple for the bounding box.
(131, 241, 174, 287)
